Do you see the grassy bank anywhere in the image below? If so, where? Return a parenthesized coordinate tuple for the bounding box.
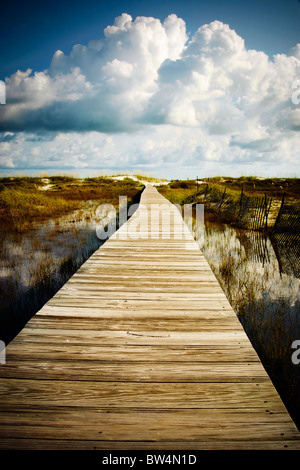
(203, 176, 300, 201)
(0, 176, 144, 232)
(158, 176, 300, 203)
(157, 177, 300, 229)
(156, 179, 199, 204)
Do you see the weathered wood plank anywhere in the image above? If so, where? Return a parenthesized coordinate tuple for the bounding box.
(33, 305, 235, 318)
(0, 409, 298, 442)
(3, 343, 260, 361)
(24, 319, 242, 333)
(0, 438, 298, 450)
(0, 360, 272, 383)
(7, 328, 254, 345)
(9, 319, 245, 334)
(0, 379, 285, 409)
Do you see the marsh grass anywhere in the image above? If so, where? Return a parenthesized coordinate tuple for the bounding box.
(158, 179, 244, 223)
(0, 218, 102, 343)
(0, 176, 143, 232)
(238, 293, 300, 428)
(158, 177, 300, 233)
(157, 180, 198, 204)
(203, 176, 300, 201)
(0, 186, 78, 232)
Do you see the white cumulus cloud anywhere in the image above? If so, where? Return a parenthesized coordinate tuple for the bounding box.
(0, 13, 299, 177)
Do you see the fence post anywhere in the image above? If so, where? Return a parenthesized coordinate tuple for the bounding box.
(273, 193, 285, 233)
(204, 184, 208, 201)
(265, 197, 272, 232)
(238, 185, 244, 218)
(0, 341, 5, 364)
(218, 187, 226, 209)
(264, 193, 267, 232)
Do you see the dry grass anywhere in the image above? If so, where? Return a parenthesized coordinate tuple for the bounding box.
(157, 177, 300, 229)
(0, 176, 143, 232)
(202, 176, 300, 201)
(157, 180, 198, 204)
(158, 177, 300, 203)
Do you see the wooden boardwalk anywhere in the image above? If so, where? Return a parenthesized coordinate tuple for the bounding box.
(0, 184, 299, 450)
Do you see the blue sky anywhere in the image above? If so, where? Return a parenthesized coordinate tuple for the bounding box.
(1, 0, 299, 79)
(0, 0, 299, 178)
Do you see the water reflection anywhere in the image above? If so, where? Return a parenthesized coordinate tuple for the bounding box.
(271, 232, 300, 279)
(0, 204, 108, 344)
(188, 215, 300, 428)
(189, 217, 300, 308)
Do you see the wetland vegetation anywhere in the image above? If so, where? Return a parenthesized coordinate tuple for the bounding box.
(0, 175, 145, 232)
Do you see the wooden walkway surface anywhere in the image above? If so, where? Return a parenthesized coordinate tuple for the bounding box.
(0, 184, 299, 450)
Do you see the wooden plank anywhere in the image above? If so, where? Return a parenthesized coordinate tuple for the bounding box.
(5, 344, 260, 362)
(0, 360, 273, 383)
(7, 328, 254, 345)
(1, 438, 298, 450)
(0, 409, 298, 443)
(0, 379, 285, 409)
(25, 319, 242, 333)
(9, 319, 245, 334)
(46, 298, 233, 310)
(33, 305, 235, 318)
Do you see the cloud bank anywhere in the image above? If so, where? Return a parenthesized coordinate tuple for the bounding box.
(0, 13, 299, 177)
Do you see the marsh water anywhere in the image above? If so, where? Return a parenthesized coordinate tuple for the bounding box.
(0, 201, 120, 344)
(0, 200, 299, 428)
